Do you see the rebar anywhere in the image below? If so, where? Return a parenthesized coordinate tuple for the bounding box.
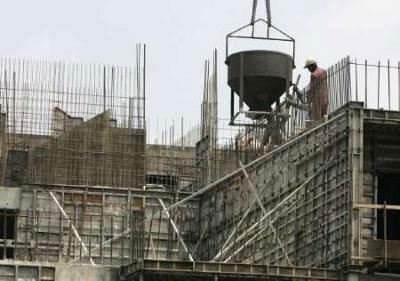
(0, 47, 146, 188)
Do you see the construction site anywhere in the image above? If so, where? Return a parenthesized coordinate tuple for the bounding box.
(0, 1, 399, 281)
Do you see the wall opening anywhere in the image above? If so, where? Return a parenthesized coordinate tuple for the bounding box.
(146, 174, 178, 188)
(377, 172, 400, 240)
(0, 209, 16, 259)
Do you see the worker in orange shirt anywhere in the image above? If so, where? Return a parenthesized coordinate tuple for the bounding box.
(294, 58, 329, 122)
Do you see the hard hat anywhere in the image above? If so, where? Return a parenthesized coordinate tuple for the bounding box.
(304, 57, 317, 68)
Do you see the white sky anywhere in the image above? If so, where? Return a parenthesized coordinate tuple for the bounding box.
(1, 0, 399, 133)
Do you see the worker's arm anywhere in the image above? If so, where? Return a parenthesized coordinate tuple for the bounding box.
(292, 85, 309, 104)
(284, 86, 310, 110)
(292, 101, 310, 111)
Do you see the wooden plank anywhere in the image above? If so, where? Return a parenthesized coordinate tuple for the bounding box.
(353, 203, 400, 211)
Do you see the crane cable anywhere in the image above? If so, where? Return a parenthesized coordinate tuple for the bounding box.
(251, 0, 272, 27)
(251, 0, 258, 26)
(265, 0, 272, 27)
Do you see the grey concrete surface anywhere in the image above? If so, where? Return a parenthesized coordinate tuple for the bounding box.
(56, 264, 119, 281)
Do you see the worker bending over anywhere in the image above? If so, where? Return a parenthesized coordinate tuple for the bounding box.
(294, 58, 329, 122)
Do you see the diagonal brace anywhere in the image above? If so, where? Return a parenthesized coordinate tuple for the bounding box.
(49, 191, 95, 266)
(158, 198, 194, 262)
(212, 176, 271, 261)
(239, 161, 292, 266)
(214, 159, 335, 263)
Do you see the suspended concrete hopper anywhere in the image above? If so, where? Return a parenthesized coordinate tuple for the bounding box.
(226, 50, 293, 112)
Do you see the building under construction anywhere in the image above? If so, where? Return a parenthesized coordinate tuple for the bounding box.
(0, 3, 399, 281)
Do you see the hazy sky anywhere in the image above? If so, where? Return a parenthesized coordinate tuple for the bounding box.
(1, 0, 399, 132)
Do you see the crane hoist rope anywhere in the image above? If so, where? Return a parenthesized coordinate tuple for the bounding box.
(251, 0, 258, 25)
(265, 0, 272, 26)
(251, 0, 272, 26)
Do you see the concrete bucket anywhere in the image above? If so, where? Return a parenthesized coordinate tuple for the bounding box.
(226, 50, 293, 111)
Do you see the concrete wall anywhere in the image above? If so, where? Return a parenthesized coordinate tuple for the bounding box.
(196, 103, 393, 270)
(0, 110, 145, 189)
(141, 187, 200, 261)
(9, 185, 143, 265)
(196, 103, 400, 271)
(146, 144, 198, 190)
(28, 111, 145, 188)
(52, 107, 84, 137)
(198, 104, 351, 268)
(0, 261, 119, 281)
(55, 264, 118, 281)
(2, 102, 399, 276)
(0, 261, 55, 281)
(0, 183, 199, 266)
(358, 109, 400, 263)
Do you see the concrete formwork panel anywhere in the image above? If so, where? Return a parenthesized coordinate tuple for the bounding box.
(10, 185, 144, 265)
(198, 104, 352, 268)
(196, 103, 400, 272)
(0, 183, 199, 269)
(355, 109, 400, 267)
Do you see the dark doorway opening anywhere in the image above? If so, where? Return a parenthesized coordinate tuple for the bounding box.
(146, 174, 178, 188)
(0, 209, 16, 259)
(377, 172, 400, 240)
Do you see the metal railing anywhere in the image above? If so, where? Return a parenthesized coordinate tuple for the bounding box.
(289, 56, 400, 136)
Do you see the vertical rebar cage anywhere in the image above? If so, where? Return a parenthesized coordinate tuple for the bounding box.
(0, 53, 146, 188)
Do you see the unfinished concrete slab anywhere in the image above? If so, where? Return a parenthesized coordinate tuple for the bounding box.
(120, 259, 340, 281)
